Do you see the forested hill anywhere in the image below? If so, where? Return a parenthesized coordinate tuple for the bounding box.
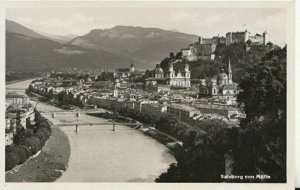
(159, 43, 277, 82)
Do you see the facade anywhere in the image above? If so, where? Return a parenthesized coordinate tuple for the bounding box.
(145, 63, 191, 88)
(154, 63, 164, 79)
(198, 35, 226, 45)
(166, 63, 191, 88)
(181, 35, 225, 61)
(226, 30, 267, 46)
(199, 59, 238, 99)
(6, 93, 30, 105)
(182, 44, 217, 61)
(167, 104, 200, 123)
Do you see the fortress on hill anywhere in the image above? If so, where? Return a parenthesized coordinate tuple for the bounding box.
(181, 30, 268, 61)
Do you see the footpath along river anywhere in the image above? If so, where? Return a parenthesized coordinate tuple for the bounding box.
(6, 79, 176, 182)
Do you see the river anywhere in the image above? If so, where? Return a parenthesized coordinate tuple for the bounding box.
(6, 79, 176, 182)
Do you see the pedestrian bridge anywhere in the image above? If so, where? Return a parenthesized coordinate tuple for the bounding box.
(53, 121, 142, 132)
(39, 109, 108, 118)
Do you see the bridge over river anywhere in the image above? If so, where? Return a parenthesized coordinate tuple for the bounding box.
(7, 79, 176, 182)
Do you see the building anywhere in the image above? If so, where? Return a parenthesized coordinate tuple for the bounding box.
(6, 93, 30, 105)
(145, 63, 191, 89)
(199, 59, 238, 99)
(248, 32, 268, 45)
(116, 63, 136, 78)
(141, 102, 167, 116)
(198, 35, 226, 45)
(194, 103, 240, 119)
(166, 63, 191, 88)
(226, 30, 267, 46)
(181, 35, 225, 61)
(182, 44, 217, 61)
(167, 104, 200, 123)
(154, 63, 164, 79)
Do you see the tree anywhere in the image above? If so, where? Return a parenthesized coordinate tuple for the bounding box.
(13, 127, 27, 145)
(246, 39, 252, 45)
(156, 119, 231, 182)
(26, 117, 32, 129)
(155, 114, 179, 134)
(234, 46, 286, 182)
(160, 57, 172, 73)
(175, 52, 182, 59)
(169, 52, 175, 59)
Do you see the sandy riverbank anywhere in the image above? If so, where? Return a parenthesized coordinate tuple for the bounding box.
(5, 126, 70, 182)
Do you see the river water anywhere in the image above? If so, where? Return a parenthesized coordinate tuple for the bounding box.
(6, 79, 176, 182)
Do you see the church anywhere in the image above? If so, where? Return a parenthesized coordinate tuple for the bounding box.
(144, 62, 191, 88)
(198, 59, 238, 99)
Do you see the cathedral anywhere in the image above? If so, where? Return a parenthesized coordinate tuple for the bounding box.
(166, 63, 191, 87)
(198, 59, 238, 99)
(144, 63, 191, 88)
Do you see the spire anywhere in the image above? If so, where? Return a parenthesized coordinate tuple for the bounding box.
(228, 58, 232, 84)
(228, 58, 232, 74)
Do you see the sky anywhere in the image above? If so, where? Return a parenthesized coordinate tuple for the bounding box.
(6, 6, 287, 46)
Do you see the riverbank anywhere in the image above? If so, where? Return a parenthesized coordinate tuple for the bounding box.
(5, 126, 70, 182)
(88, 113, 182, 154)
(6, 78, 37, 85)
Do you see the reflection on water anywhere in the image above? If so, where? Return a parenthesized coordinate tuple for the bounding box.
(6, 80, 176, 182)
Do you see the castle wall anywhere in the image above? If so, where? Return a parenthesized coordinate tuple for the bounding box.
(231, 32, 247, 44)
(248, 35, 264, 45)
(194, 44, 217, 56)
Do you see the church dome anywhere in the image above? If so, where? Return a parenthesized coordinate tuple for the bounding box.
(155, 64, 164, 74)
(218, 72, 228, 80)
(155, 68, 164, 74)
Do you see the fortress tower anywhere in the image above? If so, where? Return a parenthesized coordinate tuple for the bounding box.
(263, 31, 268, 45)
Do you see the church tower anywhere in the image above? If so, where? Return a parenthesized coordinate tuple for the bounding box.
(130, 63, 135, 72)
(228, 58, 232, 84)
(184, 63, 190, 78)
(168, 63, 175, 78)
(113, 85, 118, 98)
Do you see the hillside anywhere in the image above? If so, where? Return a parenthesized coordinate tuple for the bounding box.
(35, 30, 77, 43)
(6, 20, 48, 40)
(70, 25, 198, 67)
(6, 32, 136, 72)
(6, 21, 200, 71)
(159, 43, 276, 82)
(6, 19, 71, 43)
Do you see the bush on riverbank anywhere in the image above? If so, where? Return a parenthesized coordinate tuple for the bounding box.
(5, 111, 52, 171)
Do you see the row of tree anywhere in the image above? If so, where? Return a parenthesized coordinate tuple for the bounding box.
(28, 85, 84, 108)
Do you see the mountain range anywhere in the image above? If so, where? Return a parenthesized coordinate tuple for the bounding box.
(6, 20, 199, 71)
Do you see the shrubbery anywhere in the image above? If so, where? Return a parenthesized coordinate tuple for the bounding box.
(5, 110, 51, 171)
